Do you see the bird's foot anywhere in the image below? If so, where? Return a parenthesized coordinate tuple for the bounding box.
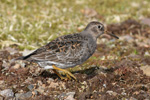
(52, 65, 77, 81)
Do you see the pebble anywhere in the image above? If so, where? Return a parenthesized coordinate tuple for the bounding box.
(140, 65, 150, 76)
(13, 64, 21, 69)
(0, 89, 14, 98)
(57, 93, 66, 99)
(130, 97, 138, 100)
(58, 92, 75, 100)
(36, 86, 45, 94)
(32, 90, 38, 95)
(106, 90, 117, 96)
(49, 82, 59, 88)
(120, 35, 133, 42)
(65, 95, 75, 100)
(27, 84, 34, 91)
(0, 96, 3, 100)
(65, 92, 75, 100)
(141, 18, 150, 26)
(15, 91, 32, 100)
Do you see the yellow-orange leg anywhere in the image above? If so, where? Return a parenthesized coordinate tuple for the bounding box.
(52, 65, 77, 81)
(52, 69, 68, 80)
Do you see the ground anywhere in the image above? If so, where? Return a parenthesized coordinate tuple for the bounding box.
(0, 19, 150, 100)
(0, 0, 150, 100)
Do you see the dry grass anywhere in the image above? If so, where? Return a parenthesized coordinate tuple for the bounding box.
(0, 0, 150, 49)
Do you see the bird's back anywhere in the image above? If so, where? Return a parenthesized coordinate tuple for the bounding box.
(17, 32, 97, 69)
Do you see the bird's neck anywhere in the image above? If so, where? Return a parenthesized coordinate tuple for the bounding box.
(81, 30, 97, 42)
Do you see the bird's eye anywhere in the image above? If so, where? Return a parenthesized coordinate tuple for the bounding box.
(98, 25, 101, 29)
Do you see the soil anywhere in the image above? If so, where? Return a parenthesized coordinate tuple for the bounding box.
(0, 19, 150, 100)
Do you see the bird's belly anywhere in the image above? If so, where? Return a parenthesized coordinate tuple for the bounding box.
(37, 61, 76, 69)
(37, 44, 96, 69)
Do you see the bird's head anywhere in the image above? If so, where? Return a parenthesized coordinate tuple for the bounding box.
(84, 21, 119, 40)
(84, 21, 105, 39)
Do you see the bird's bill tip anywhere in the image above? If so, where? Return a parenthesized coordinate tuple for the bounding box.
(104, 30, 119, 39)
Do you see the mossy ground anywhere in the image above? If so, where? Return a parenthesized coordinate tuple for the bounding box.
(0, 0, 150, 99)
(0, 0, 150, 49)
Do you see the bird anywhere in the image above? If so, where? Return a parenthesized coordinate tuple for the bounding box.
(16, 21, 119, 80)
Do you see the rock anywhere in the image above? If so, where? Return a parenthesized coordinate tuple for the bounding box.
(36, 86, 45, 94)
(65, 95, 75, 100)
(13, 64, 21, 69)
(15, 93, 22, 99)
(15, 91, 32, 100)
(47, 78, 54, 82)
(66, 92, 75, 96)
(0, 89, 14, 98)
(58, 92, 75, 100)
(57, 93, 66, 99)
(0, 96, 3, 100)
(65, 92, 75, 100)
(2, 60, 10, 69)
(140, 65, 150, 76)
(144, 51, 150, 56)
(106, 90, 117, 96)
(5, 47, 19, 55)
(131, 2, 140, 8)
(32, 90, 38, 95)
(49, 82, 59, 88)
(140, 18, 150, 26)
(80, 8, 98, 18)
(119, 35, 134, 42)
(27, 84, 34, 91)
(129, 97, 138, 100)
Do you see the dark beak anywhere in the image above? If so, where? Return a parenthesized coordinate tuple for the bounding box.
(104, 30, 119, 39)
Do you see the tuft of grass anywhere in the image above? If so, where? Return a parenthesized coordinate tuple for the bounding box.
(0, 0, 150, 49)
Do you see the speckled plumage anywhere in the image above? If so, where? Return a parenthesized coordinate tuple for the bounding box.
(17, 21, 106, 70)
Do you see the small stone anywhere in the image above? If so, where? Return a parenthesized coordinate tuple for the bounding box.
(66, 92, 75, 96)
(13, 64, 21, 69)
(141, 18, 150, 26)
(49, 82, 59, 88)
(0, 89, 14, 98)
(15, 93, 22, 99)
(106, 90, 117, 96)
(130, 97, 137, 100)
(57, 93, 66, 99)
(58, 92, 75, 100)
(65, 92, 75, 100)
(16, 91, 32, 100)
(144, 51, 150, 56)
(140, 65, 150, 76)
(23, 91, 32, 98)
(36, 86, 45, 94)
(0, 96, 3, 100)
(5, 47, 19, 55)
(80, 8, 98, 17)
(47, 78, 54, 84)
(0, 80, 4, 84)
(32, 90, 38, 95)
(27, 84, 34, 91)
(48, 78, 54, 81)
(65, 95, 75, 100)
(120, 35, 133, 42)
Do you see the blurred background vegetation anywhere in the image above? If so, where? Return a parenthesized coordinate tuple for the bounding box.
(0, 0, 150, 50)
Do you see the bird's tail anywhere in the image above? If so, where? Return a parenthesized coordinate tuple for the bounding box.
(10, 56, 26, 64)
(15, 56, 26, 60)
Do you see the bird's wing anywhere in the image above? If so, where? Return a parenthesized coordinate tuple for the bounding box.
(24, 34, 89, 64)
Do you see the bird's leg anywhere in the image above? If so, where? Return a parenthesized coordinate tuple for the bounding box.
(52, 69, 68, 80)
(52, 65, 77, 81)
